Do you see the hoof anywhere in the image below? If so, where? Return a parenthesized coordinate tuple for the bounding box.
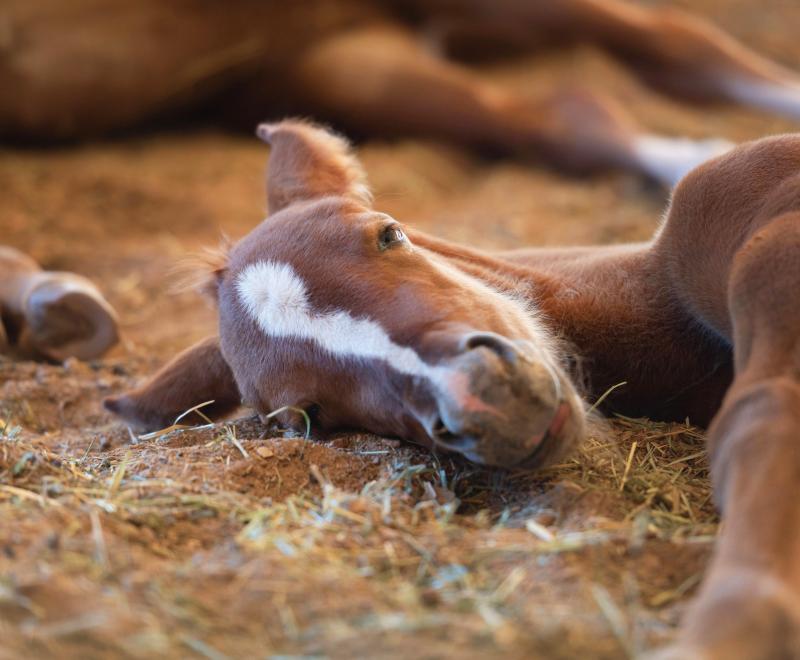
(24, 273, 119, 361)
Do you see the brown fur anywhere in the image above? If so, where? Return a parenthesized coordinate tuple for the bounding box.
(409, 0, 798, 100)
(0, 247, 38, 354)
(0, 303, 7, 353)
(170, 240, 233, 301)
(107, 122, 800, 657)
(104, 336, 241, 431)
(5, 0, 800, 184)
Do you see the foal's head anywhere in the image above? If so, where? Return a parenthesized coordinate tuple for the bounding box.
(206, 120, 585, 468)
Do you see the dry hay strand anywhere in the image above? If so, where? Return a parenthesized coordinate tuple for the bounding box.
(0, 393, 717, 658)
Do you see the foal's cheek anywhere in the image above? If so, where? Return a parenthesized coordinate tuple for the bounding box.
(219, 328, 276, 413)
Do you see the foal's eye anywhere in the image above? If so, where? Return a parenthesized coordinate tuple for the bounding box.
(378, 224, 406, 251)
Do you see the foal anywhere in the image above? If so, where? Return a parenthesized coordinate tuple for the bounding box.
(106, 120, 800, 657)
(6, 0, 800, 186)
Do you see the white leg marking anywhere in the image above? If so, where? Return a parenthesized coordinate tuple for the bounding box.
(633, 135, 734, 187)
(724, 78, 800, 121)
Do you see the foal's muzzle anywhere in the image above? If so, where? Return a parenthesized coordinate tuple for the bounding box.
(431, 332, 569, 468)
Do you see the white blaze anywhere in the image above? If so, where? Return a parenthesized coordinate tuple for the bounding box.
(235, 260, 439, 379)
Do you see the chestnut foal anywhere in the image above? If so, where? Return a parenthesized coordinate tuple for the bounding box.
(106, 120, 800, 657)
(8, 0, 800, 186)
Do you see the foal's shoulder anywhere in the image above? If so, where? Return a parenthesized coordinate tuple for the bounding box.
(664, 134, 800, 233)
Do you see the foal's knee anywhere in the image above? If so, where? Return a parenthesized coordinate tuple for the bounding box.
(707, 377, 800, 506)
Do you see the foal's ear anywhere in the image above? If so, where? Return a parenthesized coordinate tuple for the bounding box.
(104, 336, 241, 432)
(256, 119, 372, 214)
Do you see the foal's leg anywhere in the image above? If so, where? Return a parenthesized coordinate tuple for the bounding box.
(418, 0, 800, 121)
(287, 25, 729, 187)
(0, 246, 119, 361)
(0, 304, 8, 354)
(659, 214, 800, 658)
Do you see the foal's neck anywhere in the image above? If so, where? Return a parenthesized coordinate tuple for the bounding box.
(408, 230, 555, 298)
(408, 228, 651, 307)
(410, 229, 733, 424)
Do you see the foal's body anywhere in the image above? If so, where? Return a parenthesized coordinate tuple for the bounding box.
(6, 0, 800, 185)
(107, 122, 800, 657)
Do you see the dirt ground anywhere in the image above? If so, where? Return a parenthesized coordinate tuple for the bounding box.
(2, 1, 800, 658)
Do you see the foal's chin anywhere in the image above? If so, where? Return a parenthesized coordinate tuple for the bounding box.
(442, 391, 586, 470)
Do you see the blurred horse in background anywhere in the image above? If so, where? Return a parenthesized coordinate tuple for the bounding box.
(5, 0, 800, 185)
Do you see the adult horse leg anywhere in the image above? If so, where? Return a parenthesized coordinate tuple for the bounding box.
(657, 214, 800, 658)
(0, 246, 119, 361)
(287, 25, 729, 187)
(409, 0, 800, 120)
(0, 0, 287, 141)
(0, 303, 8, 354)
(562, 0, 800, 120)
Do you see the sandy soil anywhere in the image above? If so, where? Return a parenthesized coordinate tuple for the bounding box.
(2, 1, 800, 658)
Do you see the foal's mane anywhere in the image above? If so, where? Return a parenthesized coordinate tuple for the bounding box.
(169, 236, 232, 301)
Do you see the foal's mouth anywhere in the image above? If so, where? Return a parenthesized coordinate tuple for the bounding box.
(429, 399, 572, 468)
(512, 400, 573, 468)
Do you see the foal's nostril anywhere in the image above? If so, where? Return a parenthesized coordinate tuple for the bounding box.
(463, 332, 518, 364)
(432, 416, 454, 439)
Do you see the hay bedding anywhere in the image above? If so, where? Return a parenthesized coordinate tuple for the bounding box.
(2, 1, 800, 657)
